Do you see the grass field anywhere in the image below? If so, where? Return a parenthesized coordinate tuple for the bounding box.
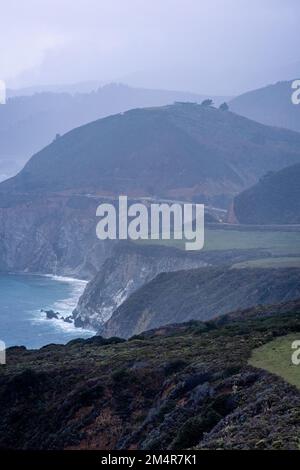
(204, 229, 300, 254)
(138, 228, 300, 256)
(233, 257, 300, 269)
(249, 334, 300, 390)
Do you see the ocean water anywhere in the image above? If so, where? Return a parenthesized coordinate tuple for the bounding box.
(0, 273, 94, 349)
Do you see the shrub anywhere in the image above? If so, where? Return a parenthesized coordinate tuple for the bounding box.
(173, 409, 220, 448)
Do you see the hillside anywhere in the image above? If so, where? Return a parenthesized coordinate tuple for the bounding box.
(230, 80, 300, 132)
(1, 306, 300, 450)
(2, 103, 300, 206)
(234, 163, 300, 224)
(100, 267, 300, 338)
(0, 84, 214, 181)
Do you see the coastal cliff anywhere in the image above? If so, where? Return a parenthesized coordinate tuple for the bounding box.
(0, 193, 114, 279)
(72, 242, 208, 329)
(100, 266, 300, 338)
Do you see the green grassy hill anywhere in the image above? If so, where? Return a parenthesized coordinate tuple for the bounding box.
(138, 226, 300, 255)
(249, 334, 300, 390)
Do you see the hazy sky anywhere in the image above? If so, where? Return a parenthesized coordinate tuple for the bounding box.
(1, 0, 299, 95)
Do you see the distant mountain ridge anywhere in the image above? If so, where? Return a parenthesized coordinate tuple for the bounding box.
(0, 83, 221, 181)
(6, 81, 104, 97)
(230, 80, 300, 132)
(233, 163, 300, 225)
(2, 103, 300, 206)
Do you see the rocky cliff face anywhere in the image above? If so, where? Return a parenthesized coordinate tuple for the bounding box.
(100, 266, 300, 338)
(72, 242, 209, 330)
(0, 193, 114, 279)
(73, 242, 271, 331)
